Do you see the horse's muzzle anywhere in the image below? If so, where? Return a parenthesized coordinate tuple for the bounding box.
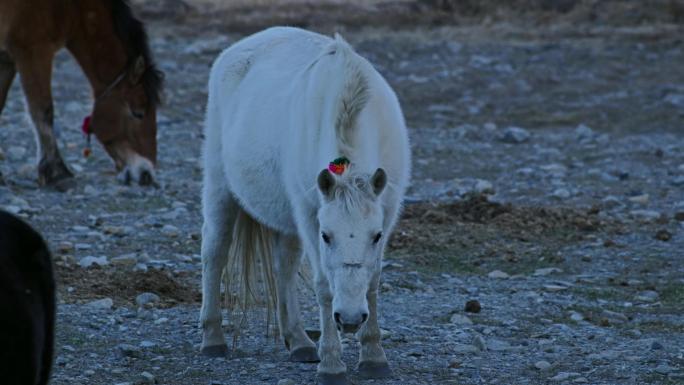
(334, 311, 368, 333)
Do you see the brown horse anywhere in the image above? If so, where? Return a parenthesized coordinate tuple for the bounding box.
(0, 0, 163, 190)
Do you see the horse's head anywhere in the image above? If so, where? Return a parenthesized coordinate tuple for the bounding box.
(91, 56, 161, 186)
(316, 167, 388, 333)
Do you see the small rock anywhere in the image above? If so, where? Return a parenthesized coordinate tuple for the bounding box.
(533, 267, 563, 276)
(84, 369, 95, 376)
(140, 340, 157, 348)
(464, 300, 481, 313)
(636, 290, 659, 302)
(111, 253, 138, 266)
(574, 124, 594, 141)
(655, 364, 673, 375)
(543, 284, 568, 292)
(628, 194, 650, 204)
(78, 256, 108, 268)
(474, 179, 494, 194)
(472, 335, 486, 351)
(500, 126, 530, 143)
(550, 372, 580, 381)
(488, 270, 509, 279)
(654, 230, 672, 241)
(569, 311, 584, 322)
(487, 339, 510, 351)
(57, 241, 74, 254)
(154, 317, 169, 325)
(85, 298, 113, 310)
(83, 185, 98, 195)
(116, 343, 142, 358)
(534, 360, 552, 371)
(450, 314, 473, 325)
(602, 310, 628, 323)
(161, 224, 179, 237)
(601, 196, 622, 209)
(675, 212, 684, 222)
(136, 292, 160, 307)
(139, 371, 156, 384)
(552, 188, 571, 199)
(277, 380, 296, 385)
(630, 210, 661, 222)
(651, 341, 664, 350)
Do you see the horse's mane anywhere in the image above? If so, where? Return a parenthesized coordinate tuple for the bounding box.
(108, 0, 163, 107)
(325, 34, 370, 158)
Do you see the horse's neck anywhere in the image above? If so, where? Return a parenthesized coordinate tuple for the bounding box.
(65, 2, 128, 97)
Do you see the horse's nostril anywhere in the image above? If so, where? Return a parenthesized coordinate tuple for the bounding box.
(361, 313, 368, 323)
(334, 312, 341, 324)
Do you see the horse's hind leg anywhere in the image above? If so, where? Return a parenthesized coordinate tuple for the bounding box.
(273, 235, 319, 363)
(13, 47, 74, 191)
(199, 178, 238, 357)
(0, 51, 16, 115)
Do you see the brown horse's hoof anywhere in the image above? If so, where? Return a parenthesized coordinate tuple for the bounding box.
(317, 372, 349, 385)
(358, 361, 393, 379)
(289, 346, 320, 363)
(38, 157, 75, 191)
(200, 344, 228, 358)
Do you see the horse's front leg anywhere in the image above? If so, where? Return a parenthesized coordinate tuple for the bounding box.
(273, 237, 319, 362)
(13, 47, 74, 191)
(357, 282, 392, 379)
(315, 275, 349, 385)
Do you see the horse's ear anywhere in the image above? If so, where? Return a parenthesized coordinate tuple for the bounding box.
(370, 168, 387, 196)
(317, 169, 336, 199)
(129, 56, 146, 84)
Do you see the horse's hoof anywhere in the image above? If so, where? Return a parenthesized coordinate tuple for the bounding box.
(358, 361, 393, 379)
(51, 177, 76, 192)
(289, 346, 320, 363)
(200, 344, 228, 357)
(317, 372, 350, 385)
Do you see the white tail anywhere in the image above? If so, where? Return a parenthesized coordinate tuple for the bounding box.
(222, 207, 277, 342)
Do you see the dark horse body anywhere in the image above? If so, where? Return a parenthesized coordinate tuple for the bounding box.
(0, 0, 163, 190)
(0, 210, 55, 385)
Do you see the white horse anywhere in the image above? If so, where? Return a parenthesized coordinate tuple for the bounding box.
(199, 27, 410, 385)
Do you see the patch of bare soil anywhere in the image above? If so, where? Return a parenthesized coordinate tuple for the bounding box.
(55, 265, 201, 308)
(389, 194, 617, 273)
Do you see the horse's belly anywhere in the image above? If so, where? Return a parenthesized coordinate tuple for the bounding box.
(222, 146, 297, 234)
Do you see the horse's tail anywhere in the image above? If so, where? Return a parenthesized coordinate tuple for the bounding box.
(222, 207, 277, 342)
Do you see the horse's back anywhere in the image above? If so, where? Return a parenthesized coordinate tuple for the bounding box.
(0, 210, 55, 385)
(205, 28, 335, 232)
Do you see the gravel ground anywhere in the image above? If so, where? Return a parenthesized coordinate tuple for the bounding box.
(0, 6, 683, 385)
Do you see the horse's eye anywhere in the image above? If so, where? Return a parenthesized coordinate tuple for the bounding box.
(373, 232, 382, 244)
(321, 232, 331, 244)
(131, 109, 145, 120)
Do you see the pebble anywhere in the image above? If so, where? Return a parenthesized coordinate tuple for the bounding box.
(655, 364, 673, 375)
(140, 340, 157, 348)
(449, 314, 473, 325)
(487, 339, 510, 351)
(111, 253, 138, 266)
(161, 224, 180, 237)
(550, 372, 580, 381)
(636, 290, 659, 302)
(533, 267, 563, 276)
(277, 380, 296, 385)
(57, 241, 74, 254)
(654, 230, 672, 241)
(651, 341, 664, 350)
(534, 360, 552, 371)
(116, 343, 142, 358)
(472, 335, 486, 351)
(543, 284, 568, 292)
(552, 188, 571, 199)
(464, 300, 481, 313)
(136, 292, 161, 307)
(629, 210, 661, 222)
(569, 311, 584, 321)
(78, 256, 109, 268)
(628, 194, 649, 204)
(85, 298, 113, 310)
(488, 270, 509, 279)
(574, 124, 594, 141)
(500, 126, 530, 143)
(139, 371, 156, 384)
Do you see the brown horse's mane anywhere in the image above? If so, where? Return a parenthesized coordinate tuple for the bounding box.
(108, 0, 163, 107)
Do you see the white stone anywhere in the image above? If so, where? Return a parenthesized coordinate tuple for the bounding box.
(533, 267, 563, 276)
(535, 360, 552, 371)
(449, 314, 473, 325)
(78, 256, 108, 268)
(500, 126, 530, 143)
(488, 270, 509, 279)
(85, 298, 113, 310)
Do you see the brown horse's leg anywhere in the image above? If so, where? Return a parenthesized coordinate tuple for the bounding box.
(13, 47, 74, 191)
(0, 51, 16, 115)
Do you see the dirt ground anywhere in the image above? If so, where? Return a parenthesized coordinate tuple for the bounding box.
(1, 1, 683, 384)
